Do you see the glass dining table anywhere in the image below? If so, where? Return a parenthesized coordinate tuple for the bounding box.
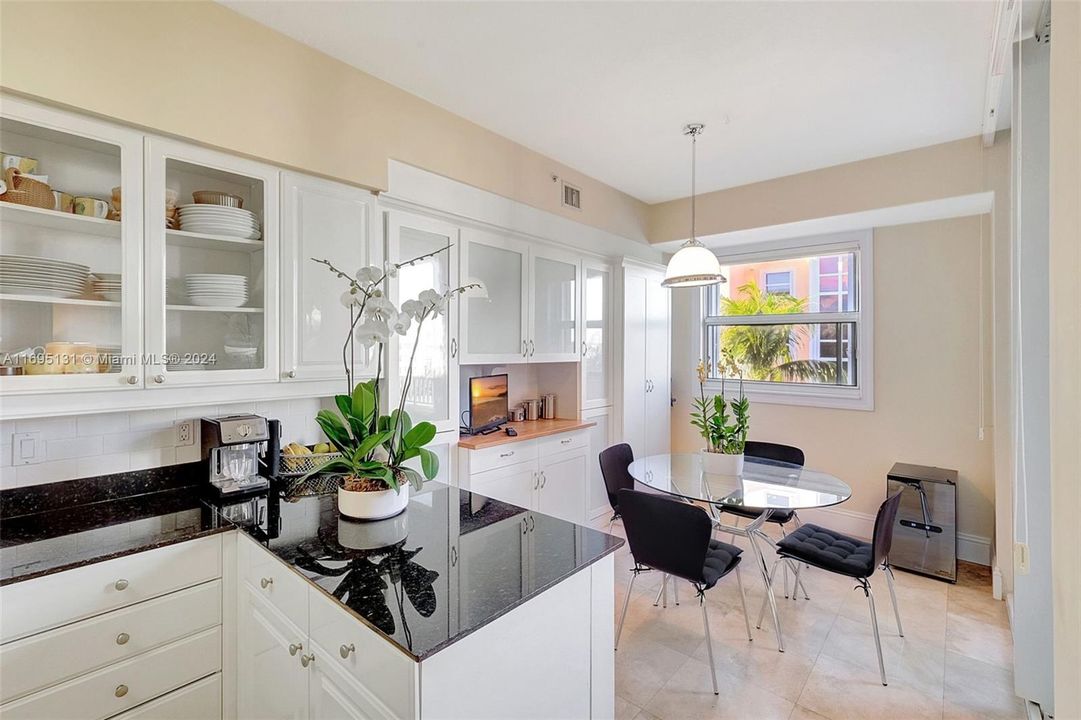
(628, 452, 853, 652)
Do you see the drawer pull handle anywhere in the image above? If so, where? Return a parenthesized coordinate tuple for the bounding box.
(540, 472, 547, 488)
(260, 577, 273, 589)
(301, 653, 315, 668)
(114, 579, 129, 591)
(340, 643, 355, 659)
(499, 451, 514, 458)
(115, 684, 128, 698)
(289, 642, 303, 657)
(116, 632, 130, 645)
(561, 438, 571, 445)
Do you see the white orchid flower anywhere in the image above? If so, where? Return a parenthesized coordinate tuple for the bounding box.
(400, 298, 424, 320)
(354, 318, 388, 350)
(390, 312, 412, 336)
(339, 290, 361, 308)
(355, 265, 382, 286)
(383, 261, 399, 279)
(418, 289, 446, 317)
(363, 295, 397, 324)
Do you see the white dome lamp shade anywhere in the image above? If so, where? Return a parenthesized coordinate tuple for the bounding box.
(662, 124, 726, 289)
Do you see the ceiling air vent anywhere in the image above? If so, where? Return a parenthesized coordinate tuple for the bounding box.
(561, 181, 582, 211)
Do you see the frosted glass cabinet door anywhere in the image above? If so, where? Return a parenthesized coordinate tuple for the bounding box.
(529, 247, 580, 363)
(281, 172, 377, 384)
(387, 211, 459, 433)
(581, 262, 612, 408)
(459, 230, 528, 364)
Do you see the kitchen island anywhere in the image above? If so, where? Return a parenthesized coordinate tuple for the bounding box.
(234, 481, 622, 720)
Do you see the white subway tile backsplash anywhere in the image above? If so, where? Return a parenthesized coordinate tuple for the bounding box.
(129, 447, 176, 471)
(102, 428, 174, 454)
(77, 412, 128, 436)
(127, 408, 178, 431)
(0, 420, 16, 446)
(1, 443, 10, 468)
(77, 452, 131, 477)
(218, 402, 256, 415)
(14, 417, 76, 440)
(15, 459, 80, 488)
(175, 442, 201, 465)
(45, 436, 105, 460)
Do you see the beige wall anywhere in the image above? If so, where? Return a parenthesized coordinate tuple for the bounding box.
(0, 1, 649, 243)
(1049, 0, 1081, 715)
(671, 216, 995, 542)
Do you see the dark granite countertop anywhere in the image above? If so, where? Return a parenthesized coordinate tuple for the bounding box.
(237, 482, 623, 661)
(0, 463, 231, 586)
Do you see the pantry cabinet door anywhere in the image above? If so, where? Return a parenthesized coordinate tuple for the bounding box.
(528, 245, 580, 363)
(281, 172, 378, 384)
(144, 136, 279, 388)
(580, 260, 614, 409)
(458, 229, 529, 364)
(237, 585, 309, 720)
(0, 95, 145, 396)
(386, 210, 459, 433)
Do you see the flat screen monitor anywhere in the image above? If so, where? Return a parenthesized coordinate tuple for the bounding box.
(469, 374, 509, 433)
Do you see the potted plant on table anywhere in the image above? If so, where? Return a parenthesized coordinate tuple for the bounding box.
(691, 350, 750, 475)
(304, 251, 482, 520)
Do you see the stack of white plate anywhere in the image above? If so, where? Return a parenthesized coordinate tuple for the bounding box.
(185, 273, 248, 308)
(92, 273, 122, 302)
(177, 204, 261, 240)
(0, 255, 90, 298)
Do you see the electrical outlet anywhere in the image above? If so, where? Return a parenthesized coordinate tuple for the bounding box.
(1014, 542, 1030, 575)
(175, 419, 195, 447)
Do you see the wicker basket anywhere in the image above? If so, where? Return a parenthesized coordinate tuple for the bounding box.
(0, 167, 53, 209)
(279, 449, 345, 478)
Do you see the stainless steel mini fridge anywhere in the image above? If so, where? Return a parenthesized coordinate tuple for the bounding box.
(886, 462, 958, 583)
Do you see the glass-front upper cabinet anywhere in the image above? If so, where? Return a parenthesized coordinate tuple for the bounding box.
(528, 245, 579, 363)
(459, 228, 529, 364)
(387, 211, 459, 432)
(280, 171, 377, 386)
(145, 137, 279, 387)
(0, 97, 143, 394)
(581, 260, 612, 408)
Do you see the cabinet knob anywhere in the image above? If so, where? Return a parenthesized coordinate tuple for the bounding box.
(115, 684, 128, 698)
(116, 632, 130, 645)
(450, 338, 458, 358)
(114, 579, 129, 591)
(339, 643, 355, 659)
(260, 577, 273, 589)
(289, 642, 303, 657)
(126, 375, 138, 385)
(301, 653, 315, 668)
(153, 374, 165, 384)
(285, 369, 296, 379)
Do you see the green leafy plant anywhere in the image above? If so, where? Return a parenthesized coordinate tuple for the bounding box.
(691, 352, 750, 455)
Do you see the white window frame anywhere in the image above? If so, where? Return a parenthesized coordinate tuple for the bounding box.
(695, 230, 874, 411)
(763, 270, 794, 295)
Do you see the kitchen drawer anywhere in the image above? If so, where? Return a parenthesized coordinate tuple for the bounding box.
(238, 532, 309, 629)
(307, 587, 416, 720)
(537, 430, 588, 458)
(468, 439, 538, 474)
(0, 580, 221, 704)
(0, 535, 222, 644)
(0, 626, 221, 720)
(110, 674, 222, 720)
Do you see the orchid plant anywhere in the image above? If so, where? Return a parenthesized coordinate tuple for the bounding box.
(691, 349, 750, 455)
(306, 248, 484, 493)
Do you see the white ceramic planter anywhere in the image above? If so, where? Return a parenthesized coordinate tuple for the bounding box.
(338, 483, 410, 521)
(337, 512, 409, 551)
(700, 450, 744, 476)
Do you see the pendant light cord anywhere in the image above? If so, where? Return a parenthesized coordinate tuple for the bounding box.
(691, 131, 697, 241)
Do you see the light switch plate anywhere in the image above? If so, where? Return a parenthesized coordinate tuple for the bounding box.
(1014, 542, 1030, 575)
(12, 432, 42, 466)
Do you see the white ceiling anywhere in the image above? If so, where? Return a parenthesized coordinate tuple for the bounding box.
(224, 1, 1000, 204)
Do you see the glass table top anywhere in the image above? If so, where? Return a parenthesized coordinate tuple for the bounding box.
(628, 453, 852, 511)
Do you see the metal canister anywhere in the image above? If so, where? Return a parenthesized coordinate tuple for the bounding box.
(511, 405, 526, 422)
(523, 399, 541, 421)
(541, 393, 556, 420)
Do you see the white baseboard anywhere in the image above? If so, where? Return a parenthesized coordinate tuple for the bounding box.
(992, 565, 1004, 600)
(797, 506, 992, 566)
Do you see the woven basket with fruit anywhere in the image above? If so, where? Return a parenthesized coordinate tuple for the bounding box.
(280, 441, 344, 477)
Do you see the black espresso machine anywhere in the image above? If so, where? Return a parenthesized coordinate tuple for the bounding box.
(200, 414, 281, 498)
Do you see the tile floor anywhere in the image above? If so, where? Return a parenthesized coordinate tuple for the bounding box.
(596, 519, 1026, 720)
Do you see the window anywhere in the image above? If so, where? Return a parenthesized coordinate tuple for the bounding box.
(699, 232, 873, 409)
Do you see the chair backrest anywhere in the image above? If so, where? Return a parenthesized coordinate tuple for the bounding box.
(744, 441, 805, 467)
(617, 488, 712, 583)
(599, 443, 636, 512)
(871, 489, 905, 567)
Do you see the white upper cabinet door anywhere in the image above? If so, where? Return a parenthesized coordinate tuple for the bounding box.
(528, 245, 580, 363)
(387, 211, 459, 433)
(144, 137, 279, 387)
(281, 172, 377, 385)
(0, 96, 144, 395)
(580, 260, 613, 409)
(621, 271, 648, 456)
(458, 229, 529, 364)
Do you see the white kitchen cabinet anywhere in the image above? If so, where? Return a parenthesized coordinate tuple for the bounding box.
(581, 259, 614, 409)
(145, 137, 280, 388)
(237, 584, 309, 720)
(307, 645, 378, 720)
(582, 406, 615, 520)
(528, 245, 580, 362)
(622, 263, 670, 458)
(281, 171, 378, 384)
(536, 449, 589, 525)
(387, 211, 460, 432)
(0, 96, 144, 395)
(468, 461, 537, 510)
(456, 511, 530, 628)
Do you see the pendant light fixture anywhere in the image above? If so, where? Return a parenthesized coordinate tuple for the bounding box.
(661, 124, 726, 288)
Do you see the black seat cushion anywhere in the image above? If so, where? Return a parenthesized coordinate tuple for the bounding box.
(777, 524, 874, 578)
(720, 505, 796, 524)
(702, 539, 742, 589)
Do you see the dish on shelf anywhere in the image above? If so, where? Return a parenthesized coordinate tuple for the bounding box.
(192, 190, 243, 208)
(0, 254, 90, 298)
(185, 273, 248, 307)
(176, 204, 261, 240)
(91, 272, 122, 302)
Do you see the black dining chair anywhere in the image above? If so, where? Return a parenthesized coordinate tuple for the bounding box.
(599, 443, 636, 525)
(767, 490, 905, 686)
(615, 488, 753, 695)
